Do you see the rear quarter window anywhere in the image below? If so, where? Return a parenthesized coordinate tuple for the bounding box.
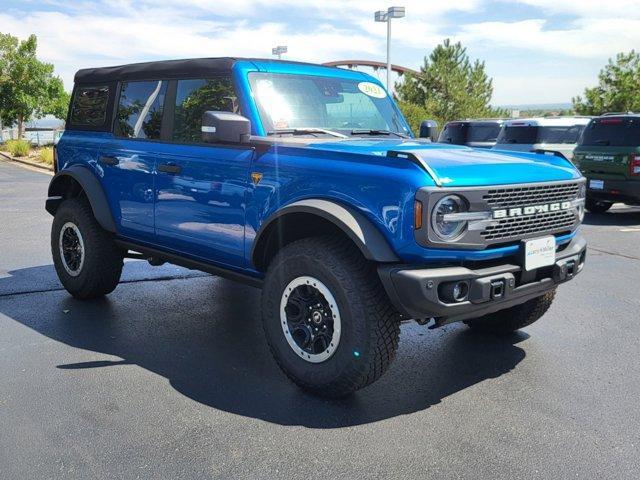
(68, 85, 110, 128)
(439, 123, 468, 144)
(497, 126, 538, 144)
(579, 118, 640, 147)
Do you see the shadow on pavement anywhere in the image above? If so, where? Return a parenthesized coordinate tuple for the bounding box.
(582, 206, 640, 227)
(0, 266, 528, 428)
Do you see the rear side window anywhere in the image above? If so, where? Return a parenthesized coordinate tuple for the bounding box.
(468, 123, 501, 142)
(497, 126, 538, 144)
(579, 118, 640, 147)
(116, 80, 168, 140)
(69, 86, 110, 127)
(173, 77, 237, 143)
(439, 123, 468, 144)
(497, 125, 584, 144)
(537, 126, 584, 144)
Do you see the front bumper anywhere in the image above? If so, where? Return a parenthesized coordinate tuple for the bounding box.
(586, 178, 640, 205)
(378, 233, 587, 325)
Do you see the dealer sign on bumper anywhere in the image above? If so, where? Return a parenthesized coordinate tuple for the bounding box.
(525, 236, 556, 271)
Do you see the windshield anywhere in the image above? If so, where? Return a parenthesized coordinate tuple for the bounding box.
(579, 117, 640, 147)
(248, 72, 410, 137)
(497, 125, 585, 145)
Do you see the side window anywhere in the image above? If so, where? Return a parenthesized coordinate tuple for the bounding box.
(173, 77, 237, 143)
(116, 80, 167, 139)
(69, 86, 110, 127)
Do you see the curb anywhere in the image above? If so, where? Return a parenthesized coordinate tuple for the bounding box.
(0, 151, 54, 172)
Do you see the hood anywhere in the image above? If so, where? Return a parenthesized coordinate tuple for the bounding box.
(304, 139, 581, 187)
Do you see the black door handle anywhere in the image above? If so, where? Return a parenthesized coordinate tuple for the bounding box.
(157, 163, 182, 174)
(100, 155, 119, 166)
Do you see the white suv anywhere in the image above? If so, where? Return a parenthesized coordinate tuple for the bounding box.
(494, 117, 591, 161)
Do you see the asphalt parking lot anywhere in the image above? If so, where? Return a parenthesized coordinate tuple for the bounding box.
(1, 159, 639, 479)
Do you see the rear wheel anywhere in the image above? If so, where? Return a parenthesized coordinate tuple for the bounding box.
(51, 197, 124, 299)
(585, 198, 612, 213)
(261, 236, 400, 398)
(464, 290, 556, 334)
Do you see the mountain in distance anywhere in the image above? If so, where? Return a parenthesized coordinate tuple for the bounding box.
(498, 102, 573, 111)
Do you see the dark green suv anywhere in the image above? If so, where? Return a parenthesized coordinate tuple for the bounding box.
(573, 115, 640, 213)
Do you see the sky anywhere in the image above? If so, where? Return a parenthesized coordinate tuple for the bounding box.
(1, 0, 638, 106)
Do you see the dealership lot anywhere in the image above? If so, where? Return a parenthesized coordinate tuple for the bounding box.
(1, 160, 639, 479)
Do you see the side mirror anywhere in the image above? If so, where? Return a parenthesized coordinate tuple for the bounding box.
(202, 111, 251, 144)
(419, 120, 438, 142)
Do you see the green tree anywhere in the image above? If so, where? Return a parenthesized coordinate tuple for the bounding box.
(573, 51, 640, 115)
(395, 39, 504, 134)
(0, 33, 69, 137)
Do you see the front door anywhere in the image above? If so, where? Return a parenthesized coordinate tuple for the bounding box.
(153, 77, 252, 268)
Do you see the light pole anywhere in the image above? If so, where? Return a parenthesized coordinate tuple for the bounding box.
(374, 6, 405, 91)
(272, 45, 288, 60)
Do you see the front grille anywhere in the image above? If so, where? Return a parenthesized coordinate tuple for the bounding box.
(483, 182, 581, 208)
(481, 210, 576, 240)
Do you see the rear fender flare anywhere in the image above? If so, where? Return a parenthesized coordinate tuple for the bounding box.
(46, 165, 116, 233)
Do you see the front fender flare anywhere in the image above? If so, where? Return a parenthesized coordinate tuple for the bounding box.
(46, 165, 116, 233)
(252, 199, 400, 269)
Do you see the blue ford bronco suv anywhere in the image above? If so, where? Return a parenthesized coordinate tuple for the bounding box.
(46, 58, 587, 397)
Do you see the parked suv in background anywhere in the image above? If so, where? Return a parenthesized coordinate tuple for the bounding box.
(573, 114, 640, 213)
(495, 117, 591, 161)
(438, 119, 504, 148)
(46, 58, 587, 397)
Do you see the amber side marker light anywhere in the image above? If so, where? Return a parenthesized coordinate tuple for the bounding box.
(414, 200, 423, 229)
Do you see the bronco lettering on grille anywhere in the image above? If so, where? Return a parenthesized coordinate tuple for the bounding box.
(492, 201, 572, 219)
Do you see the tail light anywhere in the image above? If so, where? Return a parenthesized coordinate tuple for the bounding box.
(53, 144, 58, 172)
(630, 154, 640, 176)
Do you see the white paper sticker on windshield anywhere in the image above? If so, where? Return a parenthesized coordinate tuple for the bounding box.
(358, 82, 387, 98)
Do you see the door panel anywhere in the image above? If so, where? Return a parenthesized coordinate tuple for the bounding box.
(100, 80, 168, 239)
(154, 145, 253, 267)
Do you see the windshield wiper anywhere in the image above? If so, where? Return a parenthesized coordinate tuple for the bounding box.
(350, 129, 409, 138)
(267, 128, 348, 139)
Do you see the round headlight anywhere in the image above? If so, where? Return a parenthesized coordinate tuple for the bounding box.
(431, 195, 468, 241)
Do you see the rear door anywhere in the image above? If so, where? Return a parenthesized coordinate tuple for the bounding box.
(153, 77, 253, 268)
(99, 80, 168, 241)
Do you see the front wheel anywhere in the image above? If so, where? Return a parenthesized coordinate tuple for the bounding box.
(261, 236, 400, 398)
(51, 197, 124, 299)
(585, 198, 613, 214)
(464, 290, 556, 334)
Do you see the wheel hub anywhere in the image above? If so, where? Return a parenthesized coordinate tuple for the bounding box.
(280, 276, 341, 363)
(58, 222, 85, 277)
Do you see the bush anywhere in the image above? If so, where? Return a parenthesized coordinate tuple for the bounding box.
(5, 139, 31, 157)
(39, 147, 54, 165)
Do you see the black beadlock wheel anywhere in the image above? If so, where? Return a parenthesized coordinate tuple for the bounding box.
(464, 290, 556, 334)
(261, 236, 401, 398)
(51, 197, 124, 299)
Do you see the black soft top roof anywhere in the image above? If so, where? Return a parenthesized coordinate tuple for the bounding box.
(73, 57, 329, 84)
(74, 57, 237, 84)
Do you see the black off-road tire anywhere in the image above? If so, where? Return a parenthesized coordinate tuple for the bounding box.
(585, 198, 612, 214)
(464, 290, 556, 334)
(51, 197, 124, 299)
(261, 236, 401, 398)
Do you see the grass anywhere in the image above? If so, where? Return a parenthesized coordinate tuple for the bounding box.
(38, 147, 54, 165)
(4, 139, 31, 157)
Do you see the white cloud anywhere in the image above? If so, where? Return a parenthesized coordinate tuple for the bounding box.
(508, 0, 640, 19)
(1, 0, 638, 104)
(457, 18, 640, 59)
